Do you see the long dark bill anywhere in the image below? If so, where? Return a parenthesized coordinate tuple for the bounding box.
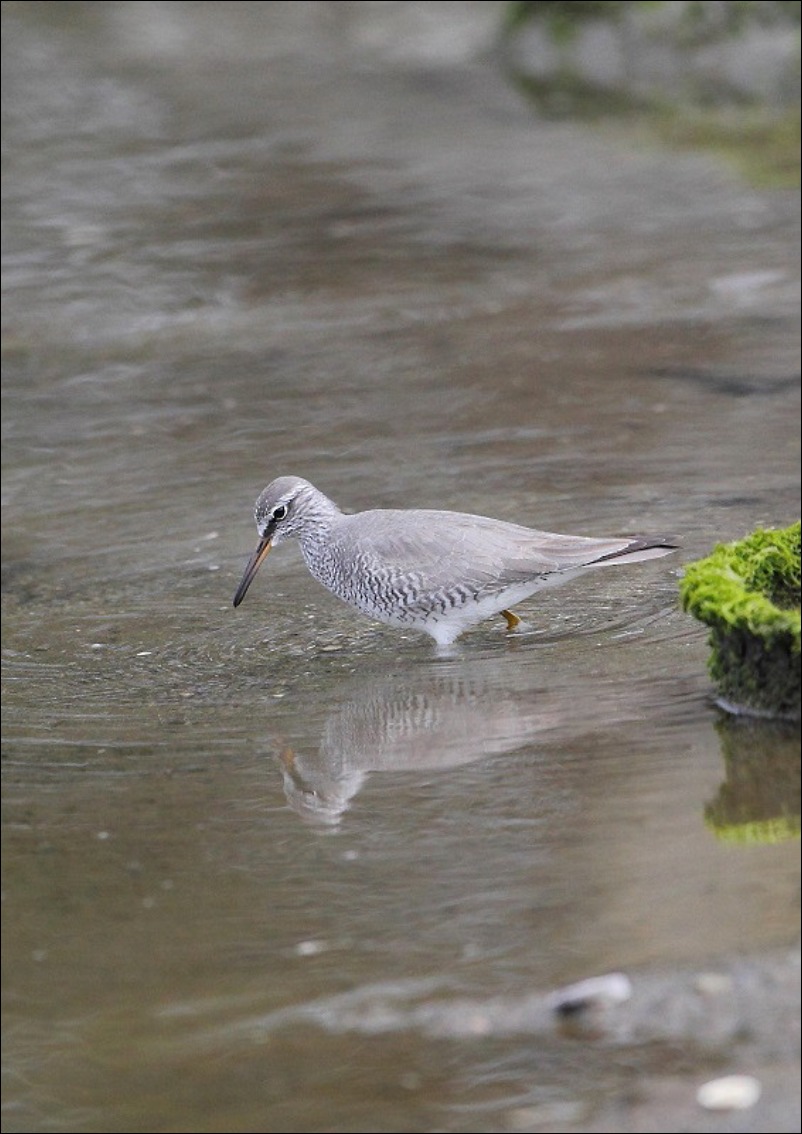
(232, 536, 272, 607)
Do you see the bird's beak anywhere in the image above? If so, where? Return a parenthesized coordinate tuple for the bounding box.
(233, 535, 272, 607)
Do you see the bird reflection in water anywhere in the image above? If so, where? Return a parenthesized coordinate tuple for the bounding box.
(272, 666, 568, 826)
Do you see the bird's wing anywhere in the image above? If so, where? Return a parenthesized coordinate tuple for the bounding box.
(336, 509, 637, 598)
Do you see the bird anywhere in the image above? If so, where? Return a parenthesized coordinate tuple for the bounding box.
(232, 476, 678, 646)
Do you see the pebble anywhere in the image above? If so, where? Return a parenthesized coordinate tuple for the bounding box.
(295, 939, 328, 956)
(696, 1075, 762, 1111)
(548, 972, 633, 1016)
(694, 971, 733, 996)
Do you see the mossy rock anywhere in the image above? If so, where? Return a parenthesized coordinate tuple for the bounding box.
(680, 522, 800, 720)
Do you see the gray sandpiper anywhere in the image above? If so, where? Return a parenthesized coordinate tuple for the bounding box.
(233, 476, 678, 646)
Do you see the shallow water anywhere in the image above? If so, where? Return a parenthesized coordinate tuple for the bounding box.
(2, 5, 800, 1133)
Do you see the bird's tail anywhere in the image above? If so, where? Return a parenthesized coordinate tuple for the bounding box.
(595, 536, 680, 566)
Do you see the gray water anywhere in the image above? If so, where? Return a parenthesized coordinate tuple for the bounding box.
(2, 5, 800, 1133)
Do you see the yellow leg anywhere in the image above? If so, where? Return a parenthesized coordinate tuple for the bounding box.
(501, 609, 521, 632)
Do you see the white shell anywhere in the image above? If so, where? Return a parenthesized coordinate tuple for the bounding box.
(696, 1075, 762, 1111)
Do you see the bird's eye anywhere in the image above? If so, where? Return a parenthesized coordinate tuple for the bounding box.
(272, 504, 287, 521)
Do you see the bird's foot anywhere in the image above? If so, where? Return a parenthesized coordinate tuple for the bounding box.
(501, 609, 521, 632)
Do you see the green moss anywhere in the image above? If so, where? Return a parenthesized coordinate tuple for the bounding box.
(680, 522, 801, 719)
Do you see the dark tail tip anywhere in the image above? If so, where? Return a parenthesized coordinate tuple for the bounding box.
(596, 536, 681, 564)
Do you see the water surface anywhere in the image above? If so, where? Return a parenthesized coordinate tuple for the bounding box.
(2, 5, 800, 1132)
